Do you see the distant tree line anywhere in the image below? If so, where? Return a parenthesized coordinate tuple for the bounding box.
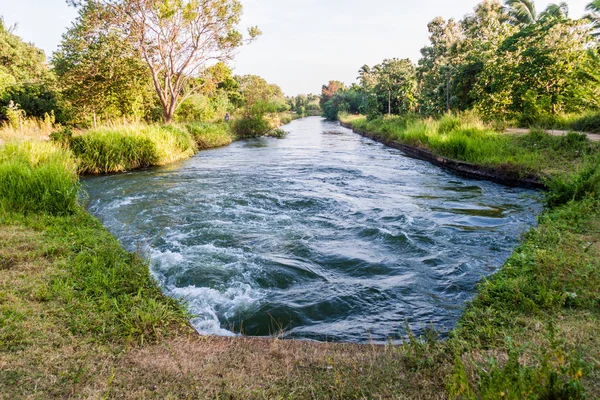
(286, 94, 321, 116)
(322, 0, 600, 125)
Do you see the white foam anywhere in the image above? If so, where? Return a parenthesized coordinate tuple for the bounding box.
(169, 283, 262, 335)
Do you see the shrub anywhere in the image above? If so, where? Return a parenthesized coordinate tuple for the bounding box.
(49, 126, 73, 146)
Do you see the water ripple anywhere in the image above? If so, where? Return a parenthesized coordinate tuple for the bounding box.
(81, 117, 542, 343)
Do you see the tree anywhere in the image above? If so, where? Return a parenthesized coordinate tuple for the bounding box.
(0, 18, 65, 122)
(53, 3, 156, 125)
(417, 17, 463, 115)
(320, 81, 345, 109)
(372, 58, 417, 116)
(586, 0, 600, 37)
(70, 0, 260, 123)
(505, 0, 537, 25)
(0, 18, 47, 83)
(474, 14, 593, 119)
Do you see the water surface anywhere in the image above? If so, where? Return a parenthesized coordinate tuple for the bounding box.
(82, 117, 542, 342)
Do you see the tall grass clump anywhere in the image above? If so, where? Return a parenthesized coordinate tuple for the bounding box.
(570, 111, 600, 134)
(545, 155, 600, 208)
(0, 141, 79, 215)
(185, 122, 234, 149)
(70, 124, 196, 174)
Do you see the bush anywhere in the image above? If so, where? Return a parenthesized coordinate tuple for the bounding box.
(49, 126, 73, 146)
(0, 142, 79, 215)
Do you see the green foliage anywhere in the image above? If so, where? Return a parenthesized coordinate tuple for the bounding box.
(49, 126, 74, 146)
(235, 74, 288, 113)
(70, 125, 196, 174)
(52, 10, 157, 126)
(0, 19, 47, 83)
(326, 0, 599, 127)
(322, 86, 367, 120)
(0, 19, 64, 124)
(0, 142, 79, 215)
(1, 81, 67, 124)
(570, 111, 600, 133)
(545, 154, 600, 207)
(184, 122, 233, 149)
(344, 113, 600, 178)
(233, 112, 272, 138)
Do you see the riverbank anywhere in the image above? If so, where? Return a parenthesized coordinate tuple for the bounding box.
(1, 116, 599, 398)
(340, 113, 600, 189)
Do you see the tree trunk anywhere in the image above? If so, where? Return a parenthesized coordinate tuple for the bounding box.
(388, 89, 391, 116)
(163, 109, 173, 124)
(446, 72, 450, 113)
(162, 97, 179, 124)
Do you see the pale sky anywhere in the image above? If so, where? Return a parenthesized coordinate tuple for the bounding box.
(1, 0, 592, 95)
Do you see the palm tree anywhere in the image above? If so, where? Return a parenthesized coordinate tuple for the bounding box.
(586, 0, 600, 37)
(541, 2, 569, 20)
(505, 0, 537, 25)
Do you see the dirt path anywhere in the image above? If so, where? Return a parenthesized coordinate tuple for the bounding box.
(505, 128, 600, 142)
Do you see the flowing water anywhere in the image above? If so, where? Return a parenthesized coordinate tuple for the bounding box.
(82, 117, 542, 343)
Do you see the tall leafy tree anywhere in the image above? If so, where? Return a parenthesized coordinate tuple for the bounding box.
(475, 12, 592, 119)
(417, 17, 463, 114)
(53, 2, 156, 125)
(69, 0, 260, 123)
(372, 58, 417, 115)
(0, 18, 65, 122)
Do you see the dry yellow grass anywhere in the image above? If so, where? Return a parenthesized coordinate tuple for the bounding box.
(0, 119, 54, 145)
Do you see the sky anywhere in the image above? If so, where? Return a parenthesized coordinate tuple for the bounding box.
(1, 0, 593, 95)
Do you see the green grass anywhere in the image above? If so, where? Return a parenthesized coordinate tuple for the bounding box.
(71, 124, 197, 174)
(60, 122, 237, 174)
(184, 122, 234, 150)
(343, 113, 600, 178)
(448, 194, 600, 398)
(0, 141, 79, 215)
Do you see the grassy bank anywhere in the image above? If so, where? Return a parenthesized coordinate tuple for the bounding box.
(2, 111, 297, 175)
(1, 115, 599, 398)
(64, 122, 234, 174)
(341, 113, 600, 179)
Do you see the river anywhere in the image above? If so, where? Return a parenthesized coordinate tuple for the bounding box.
(82, 116, 542, 343)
